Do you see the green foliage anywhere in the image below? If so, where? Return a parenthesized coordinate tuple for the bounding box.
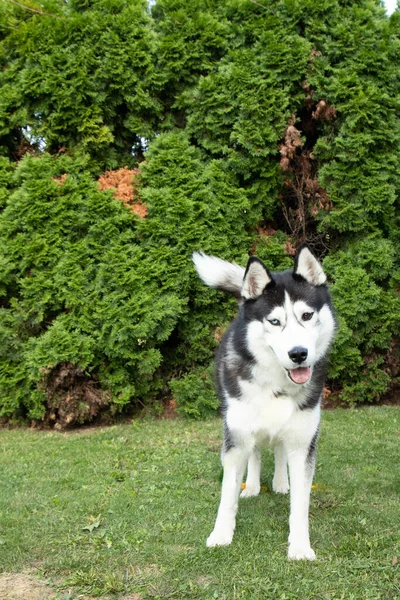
(323, 239, 400, 402)
(0, 153, 183, 421)
(255, 231, 294, 271)
(170, 365, 219, 419)
(152, 0, 231, 119)
(307, 2, 400, 236)
(0, 0, 399, 420)
(294, 1, 400, 402)
(0, 0, 160, 169)
(0, 157, 14, 210)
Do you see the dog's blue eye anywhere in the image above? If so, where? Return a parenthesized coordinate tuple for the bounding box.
(268, 319, 281, 326)
(302, 312, 314, 321)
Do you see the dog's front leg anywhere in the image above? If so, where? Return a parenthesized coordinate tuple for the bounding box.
(207, 447, 248, 547)
(286, 445, 316, 561)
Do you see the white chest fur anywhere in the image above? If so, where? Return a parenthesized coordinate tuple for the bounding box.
(226, 379, 303, 447)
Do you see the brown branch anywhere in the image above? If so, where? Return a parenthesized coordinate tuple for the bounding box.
(5, 0, 66, 19)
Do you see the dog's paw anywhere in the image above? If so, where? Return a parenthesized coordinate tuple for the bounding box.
(288, 544, 316, 561)
(240, 484, 260, 498)
(272, 478, 289, 494)
(206, 528, 233, 548)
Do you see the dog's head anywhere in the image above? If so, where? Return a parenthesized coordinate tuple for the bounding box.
(242, 245, 336, 385)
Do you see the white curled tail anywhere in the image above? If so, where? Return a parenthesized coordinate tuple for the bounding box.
(192, 252, 245, 296)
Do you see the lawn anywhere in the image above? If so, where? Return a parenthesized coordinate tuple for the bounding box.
(0, 407, 399, 599)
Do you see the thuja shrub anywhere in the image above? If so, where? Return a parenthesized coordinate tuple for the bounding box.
(156, 0, 400, 406)
(298, 1, 400, 402)
(0, 0, 160, 169)
(0, 153, 183, 423)
(135, 131, 284, 416)
(0, 0, 399, 420)
(322, 239, 400, 403)
(0, 145, 293, 422)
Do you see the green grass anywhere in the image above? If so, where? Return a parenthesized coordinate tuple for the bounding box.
(0, 407, 399, 599)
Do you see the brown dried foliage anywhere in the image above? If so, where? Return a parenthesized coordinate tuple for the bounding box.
(52, 173, 68, 186)
(41, 362, 110, 429)
(385, 337, 400, 390)
(312, 99, 337, 122)
(284, 239, 297, 256)
(213, 326, 226, 343)
(257, 224, 277, 238)
(12, 138, 36, 160)
(278, 103, 335, 252)
(162, 398, 178, 419)
(98, 167, 148, 218)
(279, 115, 303, 173)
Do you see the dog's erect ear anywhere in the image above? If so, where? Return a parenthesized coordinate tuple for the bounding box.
(293, 244, 326, 285)
(241, 257, 272, 299)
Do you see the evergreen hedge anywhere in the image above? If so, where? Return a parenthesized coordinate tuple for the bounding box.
(0, 0, 399, 424)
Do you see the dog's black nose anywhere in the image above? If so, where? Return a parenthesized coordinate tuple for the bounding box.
(288, 347, 308, 364)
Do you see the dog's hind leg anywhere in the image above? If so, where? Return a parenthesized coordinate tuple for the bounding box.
(207, 447, 249, 547)
(240, 447, 261, 498)
(272, 444, 289, 494)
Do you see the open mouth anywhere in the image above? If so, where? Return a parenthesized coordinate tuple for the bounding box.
(287, 366, 311, 385)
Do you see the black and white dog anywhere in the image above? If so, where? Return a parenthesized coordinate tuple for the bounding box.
(193, 245, 336, 560)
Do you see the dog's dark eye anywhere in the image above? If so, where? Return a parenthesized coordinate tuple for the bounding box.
(302, 312, 314, 321)
(268, 319, 281, 326)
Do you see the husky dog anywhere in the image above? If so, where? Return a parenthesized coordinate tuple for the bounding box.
(193, 245, 335, 560)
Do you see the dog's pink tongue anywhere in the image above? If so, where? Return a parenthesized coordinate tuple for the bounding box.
(290, 367, 311, 384)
